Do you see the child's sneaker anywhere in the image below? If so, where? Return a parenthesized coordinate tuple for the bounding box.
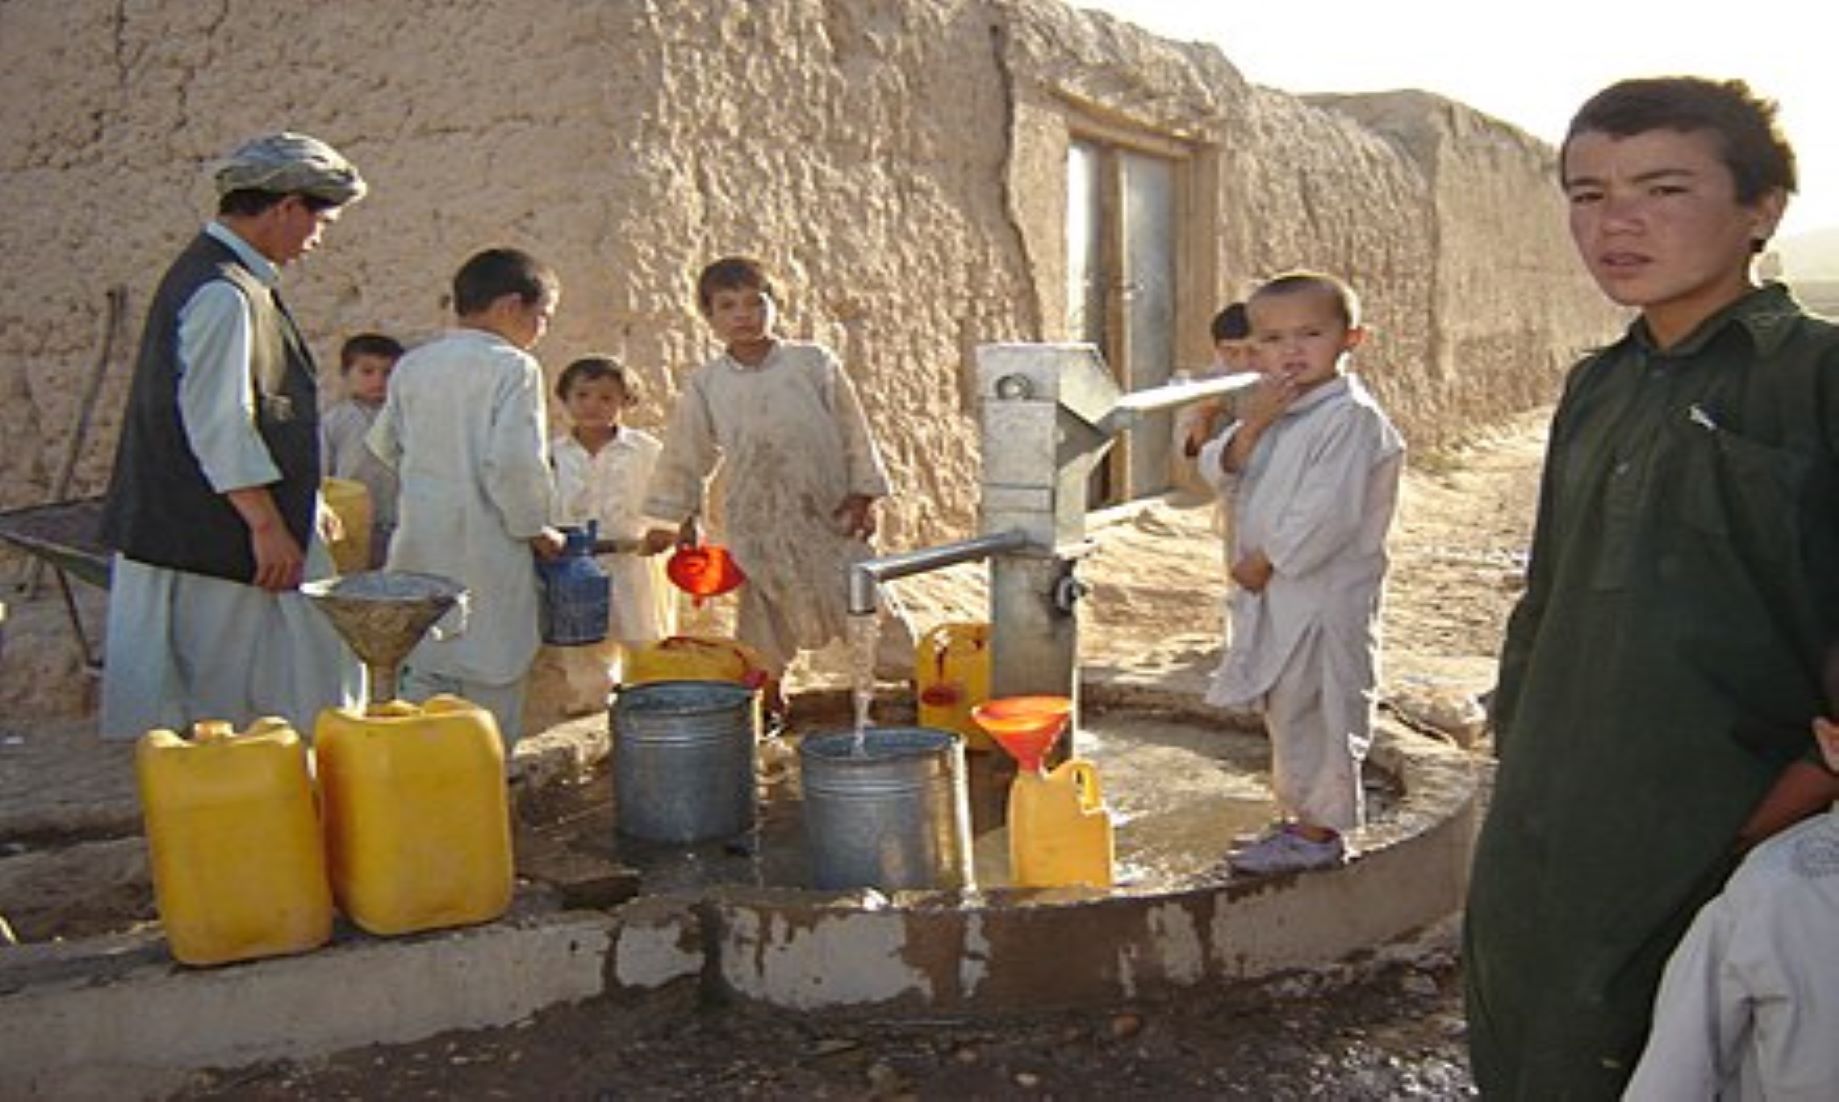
(1228, 828, 1346, 876)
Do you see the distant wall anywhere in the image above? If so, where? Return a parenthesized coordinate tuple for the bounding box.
(0, 0, 1618, 536)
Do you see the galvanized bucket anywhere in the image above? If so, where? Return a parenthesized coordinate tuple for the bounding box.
(611, 679, 759, 843)
(800, 727, 973, 891)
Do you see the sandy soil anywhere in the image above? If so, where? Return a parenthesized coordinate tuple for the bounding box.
(156, 410, 1550, 1101)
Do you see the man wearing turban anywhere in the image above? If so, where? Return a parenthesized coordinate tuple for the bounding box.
(99, 132, 368, 737)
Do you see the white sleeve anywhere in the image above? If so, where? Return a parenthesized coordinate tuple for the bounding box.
(176, 281, 282, 492)
(1623, 892, 1744, 1101)
(481, 358, 556, 540)
(1196, 423, 1241, 497)
(642, 374, 718, 523)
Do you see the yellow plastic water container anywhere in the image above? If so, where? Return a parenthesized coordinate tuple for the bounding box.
(136, 718, 332, 966)
(313, 695, 513, 935)
(1008, 761, 1116, 889)
(625, 634, 770, 689)
(321, 477, 372, 575)
(915, 622, 993, 751)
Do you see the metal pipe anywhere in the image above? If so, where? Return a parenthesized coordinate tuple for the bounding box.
(1096, 370, 1260, 436)
(847, 529, 1032, 615)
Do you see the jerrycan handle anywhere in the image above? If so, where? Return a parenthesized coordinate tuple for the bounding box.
(1059, 760, 1105, 812)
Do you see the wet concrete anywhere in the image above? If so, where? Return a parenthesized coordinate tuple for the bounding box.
(527, 700, 1379, 898)
(0, 682, 1477, 1091)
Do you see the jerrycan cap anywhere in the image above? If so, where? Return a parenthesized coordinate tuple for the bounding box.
(971, 695, 1073, 772)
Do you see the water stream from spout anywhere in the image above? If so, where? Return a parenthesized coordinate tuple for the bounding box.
(846, 612, 880, 754)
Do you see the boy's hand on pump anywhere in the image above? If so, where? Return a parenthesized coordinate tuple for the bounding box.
(639, 528, 677, 556)
(835, 494, 877, 540)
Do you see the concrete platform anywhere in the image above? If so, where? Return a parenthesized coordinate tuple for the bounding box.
(0, 683, 1480, 1097)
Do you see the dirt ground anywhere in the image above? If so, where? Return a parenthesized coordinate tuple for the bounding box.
(164, 411, 1545, 1100)
(3, 409, 1547, 1099)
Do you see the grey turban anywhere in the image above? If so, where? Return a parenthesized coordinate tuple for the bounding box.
(213, 132, 367, 204)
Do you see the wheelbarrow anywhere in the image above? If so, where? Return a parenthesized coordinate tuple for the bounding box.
(0, 496, 112, 669)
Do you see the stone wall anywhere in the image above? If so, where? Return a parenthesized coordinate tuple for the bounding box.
(0, 0, 1623, 667)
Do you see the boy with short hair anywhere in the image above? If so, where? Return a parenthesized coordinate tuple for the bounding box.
(321, 332, 404, 568)
(641, 255, 906, 707)
(1464, 77, 1839, 1098)
(368, 248, 565, 746)
(1199, 271, 1404, 876)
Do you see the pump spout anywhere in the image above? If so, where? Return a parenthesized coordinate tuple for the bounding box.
(1095, 371, 1260, 437)
(847, 529, 1032, 616)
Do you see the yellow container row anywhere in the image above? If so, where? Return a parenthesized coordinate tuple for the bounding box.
(136, 695, 511, 967)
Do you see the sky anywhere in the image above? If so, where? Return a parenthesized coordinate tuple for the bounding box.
(1074, 0, 1834, 238)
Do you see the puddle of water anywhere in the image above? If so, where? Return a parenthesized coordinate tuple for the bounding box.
(522, 702, 1411, 898)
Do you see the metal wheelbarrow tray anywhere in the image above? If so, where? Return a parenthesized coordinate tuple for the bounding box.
(0, 497, 112, 590)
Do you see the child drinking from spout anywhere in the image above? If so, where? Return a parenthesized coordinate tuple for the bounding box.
(1199, 271, 1404, 876)
(641, 255, 909, 714)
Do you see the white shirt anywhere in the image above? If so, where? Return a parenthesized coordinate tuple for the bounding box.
(1626, 809, 1839, 1102)
(1200, 374, 1403, 710)
(368, 327, 555, 684)
(551, 428, 675, 644)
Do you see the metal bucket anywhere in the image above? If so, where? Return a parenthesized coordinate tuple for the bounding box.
(612, 679, 759, 843)
(800, 727, 973, 891)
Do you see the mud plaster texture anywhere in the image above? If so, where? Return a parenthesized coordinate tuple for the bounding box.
(0, 0, 1614, 515)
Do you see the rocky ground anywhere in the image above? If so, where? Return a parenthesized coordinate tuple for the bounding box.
(2, 411, 1548, 1099)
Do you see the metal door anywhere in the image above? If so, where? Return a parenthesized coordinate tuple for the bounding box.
(1064, 140, 1176, 507)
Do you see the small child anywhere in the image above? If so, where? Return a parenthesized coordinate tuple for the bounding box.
(1625, 713, 1839, 1100)
(1199, 271, 1404, 875)
(641, 255, 909, 707)
(367, 248, 565, 746)
(321, 332, 404, 568)
(547, 355, 677, 706)
(1176, 301, 1253, 460)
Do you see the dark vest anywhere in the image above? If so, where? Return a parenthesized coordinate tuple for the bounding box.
(101, 231, 321, 584)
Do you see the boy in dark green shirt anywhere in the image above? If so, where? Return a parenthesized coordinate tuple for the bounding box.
(1464, 76, 1839, 1099)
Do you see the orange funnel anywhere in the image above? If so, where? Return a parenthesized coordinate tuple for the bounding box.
(666, 544, 746, 605)
(971, 695, 1073, 772)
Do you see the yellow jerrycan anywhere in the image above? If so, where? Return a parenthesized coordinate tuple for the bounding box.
(136, 718, 332, 966)
(321, 477, 372, 574)
(1008, 760, 1116, 889)
(915, 622, 994, 751)
(625, 634, 771, 689)
(314, 695, 513, 935)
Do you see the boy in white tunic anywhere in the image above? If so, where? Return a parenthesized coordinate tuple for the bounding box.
(642, 256, 907, 709)
(1625, 711, 1839, 1101)
(1198, 272, 1404, 875)
(543, 355, 676, 711)
(368, 248, 564, 746)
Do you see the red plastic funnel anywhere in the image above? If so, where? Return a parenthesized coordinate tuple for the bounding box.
(971, 695, 1073, 772)
(666, 544, 746, 605)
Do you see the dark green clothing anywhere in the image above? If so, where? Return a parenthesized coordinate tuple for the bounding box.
(1464, 284, 1839, 1100)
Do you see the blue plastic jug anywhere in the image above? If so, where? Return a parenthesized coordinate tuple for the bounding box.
(538, 522, 611, 646)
